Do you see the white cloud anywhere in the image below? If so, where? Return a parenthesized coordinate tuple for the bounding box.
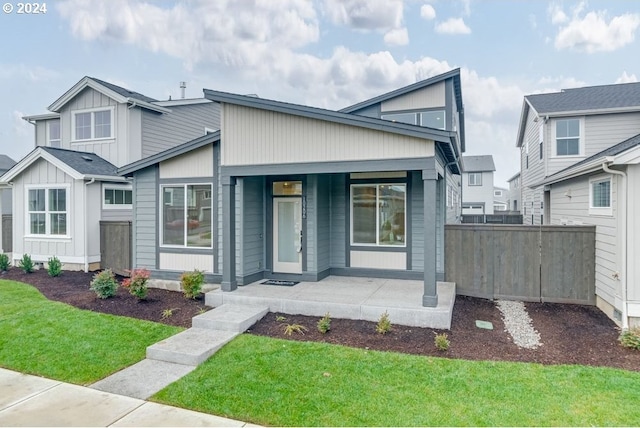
(551, 4, 640, 53)
(12, 110, 31, 138)
(323, 0, 403, 30)
(421, 4, 436, 21)
(616, 71, 638, 83)
(435, 18, 471, 35)
(384, 28, 409, 46)
(548, 3, 568, 24)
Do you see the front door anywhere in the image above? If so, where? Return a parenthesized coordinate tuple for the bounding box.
(273, 197, 302, 274)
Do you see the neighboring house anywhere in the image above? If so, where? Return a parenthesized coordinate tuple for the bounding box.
(506, 172, 521, 213)
(493, 186, 508, 212)
(118, 68, 465, 308)
(0, 155, 16, 252)
(461, 155, 495, 214)
(516, 81, 640, 328)
(0, 77, 219, 270)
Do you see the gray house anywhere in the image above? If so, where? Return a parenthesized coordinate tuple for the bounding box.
(119, 69, 465, 307)
(0, 155, 16, 252)
(461, 155, 496, 214)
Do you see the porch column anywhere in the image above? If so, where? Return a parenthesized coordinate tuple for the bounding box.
(221, 176, 237, 291)
(423, 169, 438, 307)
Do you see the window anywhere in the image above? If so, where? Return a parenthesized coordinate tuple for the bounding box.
(73, 108, 113, 141)
(351, 184, 406, 247)
(103, 185, 133, 209)
(48, 120, 60, 147)
(556, 119, 580, 156)
(494, 190, 502, 197)
(162, 184, 212, 248)
(538, 123, 544, 160)
(420, 110, 446, 129)
(381, 112, 417, 125)
(589, 177, 612, 215)
(468, 173, 482, 186)
(27, 187, 67, 236)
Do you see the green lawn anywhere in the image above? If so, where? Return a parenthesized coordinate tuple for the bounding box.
(154, 334, 640, 427)
(0, 280, 182, 385)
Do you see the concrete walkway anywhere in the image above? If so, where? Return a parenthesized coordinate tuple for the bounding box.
(0, 368, 257, 427)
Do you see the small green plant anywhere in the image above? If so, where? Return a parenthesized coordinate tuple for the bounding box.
(276, 315, 287, 322)
(18, 253, 34, 273)
(0, 253, 9, 271)
(161, 308, 176, 319)
(47, 256, 62, 277)
(197, 307, 207, 315)
(434, 332, 450, 351)
(619, 327, 640, 350)
(180, 269, 204, 299)
(90, 269, 118, 299)
(376, 311, 392, 334)
(283, 324, 308, 336)
(317, 312, 331, 334)
(122, 268, 150, 300)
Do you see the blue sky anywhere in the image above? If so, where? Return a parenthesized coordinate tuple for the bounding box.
(1, 0, 639, 186)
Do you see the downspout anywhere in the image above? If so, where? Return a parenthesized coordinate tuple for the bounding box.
(84, 178, 96, 273)
(602, 160, 628, 329)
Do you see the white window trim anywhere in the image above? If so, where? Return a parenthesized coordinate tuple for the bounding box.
(102, 183, 133, 210)
(468, 172, 482, 186)
(350, 183, 407, 248)
(553, 117, 584, 158)
(25, 184, 71, 239)
(160, 183, 213, 249)
(71, 106, 115, 143)
(589, 175, 613, 216)
(381, 109, 446, 130)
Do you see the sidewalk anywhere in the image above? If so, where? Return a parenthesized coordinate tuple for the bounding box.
(0, 368, 258, 427)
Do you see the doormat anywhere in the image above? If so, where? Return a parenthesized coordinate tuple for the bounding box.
(262, 280, 299, 286)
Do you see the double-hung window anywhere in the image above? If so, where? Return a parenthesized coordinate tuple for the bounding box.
(73, 107, 114, 141)
(27, 187, 68, 236)
(589, 177, 612, 216)
(351, 184, 406, 247)
(48, 119, 61, 147)
(161, 184, 213, 248)
(468, 172, 482, 186)
(556, 119, 580, 156)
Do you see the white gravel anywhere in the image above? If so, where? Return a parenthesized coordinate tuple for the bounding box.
(496, 300, 542, 349)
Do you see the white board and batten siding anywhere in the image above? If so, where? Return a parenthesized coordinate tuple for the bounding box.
(221, 105, 435, 167)
(380, 81, 445, 112)
(521, 107, 545, 224)
(159, 145, 214, 179)
(626, 165, 640, 318)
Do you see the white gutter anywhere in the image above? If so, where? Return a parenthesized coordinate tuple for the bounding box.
(83, 178, 96, 273)
(602, 158, 628, 329)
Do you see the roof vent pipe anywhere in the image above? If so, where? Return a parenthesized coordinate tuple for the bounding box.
(180, 81, 186, 99)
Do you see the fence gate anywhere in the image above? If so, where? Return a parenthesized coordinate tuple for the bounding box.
(100, 221, 132, 276)
(2, 214, 11, 252)
(445, 224, 596, 304)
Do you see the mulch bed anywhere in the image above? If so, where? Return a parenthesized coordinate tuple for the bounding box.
(2, 267, 639, 371)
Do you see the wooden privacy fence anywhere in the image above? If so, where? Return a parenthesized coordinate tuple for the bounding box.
(445, 224, 596, 304)
(100, 221, 132, 276)
(461, 214, 523, 224)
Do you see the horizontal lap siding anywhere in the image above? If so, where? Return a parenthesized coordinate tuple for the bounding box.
(330, 174, 346, 268)
(380, 82, 445, 112)
(133, 167, 157, 269)
(317, 175, 331, 272)
(241, 177, 264, 278)
(411, 172, 424, 271)
(306, 176, 317, 272)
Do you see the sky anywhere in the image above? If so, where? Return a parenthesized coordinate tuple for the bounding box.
(1, 0, 639, 187)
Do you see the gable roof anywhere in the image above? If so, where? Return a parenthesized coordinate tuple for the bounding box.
(118, 131, 220, 176)
(0, 147, 125, 183)
(88, 77, 158, 104)
(0, 155, 16, 173)
(462, 155, 495, 172)
(203, 89, 461, 174)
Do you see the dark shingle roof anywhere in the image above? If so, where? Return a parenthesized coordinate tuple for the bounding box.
(41, 147, 119, 177)
(0, 155, 16, 172)
(88, 77, 158, 104)
(526, 82, 640, 114)
(462, 155, 495, 172)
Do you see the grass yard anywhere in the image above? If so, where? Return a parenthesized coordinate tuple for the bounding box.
(154, 334, 640, 427)
(0, 280, 182, 385)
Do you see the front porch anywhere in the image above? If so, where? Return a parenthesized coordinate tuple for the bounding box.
(206, 276, 456, 329)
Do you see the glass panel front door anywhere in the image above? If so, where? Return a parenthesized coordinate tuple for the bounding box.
(273, 197, 302, 273)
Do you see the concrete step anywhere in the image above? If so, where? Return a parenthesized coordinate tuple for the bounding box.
(192, 304, 269, 332)
(147, 328, 239, 366)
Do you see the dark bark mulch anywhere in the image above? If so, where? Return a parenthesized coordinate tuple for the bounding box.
(3, 267, 639, 372)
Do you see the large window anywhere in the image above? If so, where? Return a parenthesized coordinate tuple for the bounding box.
(382, 110, 446, 129)
(161, 184, 212, 248)
(351, 184, 406, 247)
(556, 119, 580, 156)
(103, 185, 133, 209)
(27, 187, 67, 236)
(468, 172, 482, 186)
(48, 119, 60, 147)
(589, 177, 612, 215)
(73, 108, 113, 141)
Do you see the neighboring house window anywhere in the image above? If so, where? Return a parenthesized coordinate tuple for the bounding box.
(351, 184, 406, 247)
(539, 123, 544, 160)
(161, 184, 213, 248)
(27, 187, 68, 236)
(468, 173, 482, 186)
(72, 107, 114, 141)
(494, 190, 502, 197)
(589, 177, 612, 216)
(556, 119, 580, 156)
(49, 119, 61, 148)
(103, 185, 133, 209)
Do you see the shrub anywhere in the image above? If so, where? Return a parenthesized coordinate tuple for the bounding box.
(376, 311, 392, 334)
(434, 332, 450, 351)
(122, 268, 150, 300)
(47, 256, 62, 277)
(0, 253, 9, 271)
(90, 269, 118, 299)
(283, 324, 308, 336)
(161, 308, 176, 319)
(180, 269, 204, 299)
(18, 254, 34, 274)
(317, 312, 331, 334)
(619, 327, 640, 350)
